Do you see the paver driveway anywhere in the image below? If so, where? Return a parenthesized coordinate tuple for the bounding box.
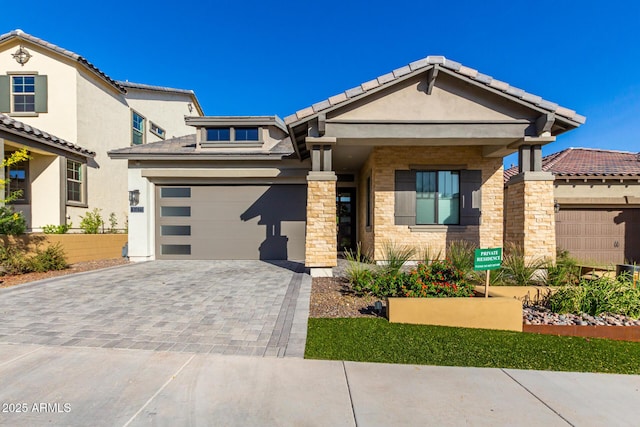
(0, 260, 311, 357)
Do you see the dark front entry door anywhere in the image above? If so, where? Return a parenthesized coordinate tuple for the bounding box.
(337, 188, 356, 252)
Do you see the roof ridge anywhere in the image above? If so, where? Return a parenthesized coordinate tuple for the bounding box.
(563, 147, 639, 155)
(284, 55, 586, 126)
(117, 80, 195, 95)
(542, 148, 573, 171)
(0, 29, 126, 93)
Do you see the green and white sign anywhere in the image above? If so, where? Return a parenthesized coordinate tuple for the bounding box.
(474, 248, 502, 271)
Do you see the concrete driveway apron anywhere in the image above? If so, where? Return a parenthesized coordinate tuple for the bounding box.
(0, 260, 311, 357)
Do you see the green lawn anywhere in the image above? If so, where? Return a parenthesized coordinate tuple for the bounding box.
(305, 318, 640, 374)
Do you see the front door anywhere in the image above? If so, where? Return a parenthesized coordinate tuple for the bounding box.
(337, 188, 356, 252)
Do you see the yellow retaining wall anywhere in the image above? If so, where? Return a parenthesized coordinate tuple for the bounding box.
(0, 234, 128, 264)
(387, 297, 523, 331)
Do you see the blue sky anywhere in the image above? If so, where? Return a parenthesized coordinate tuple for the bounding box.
(3, 0, 639, 165)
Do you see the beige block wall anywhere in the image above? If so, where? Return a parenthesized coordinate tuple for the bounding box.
(505, 178, 556, 263)
(358, 146, 503, 260)
(305, 179, 337, 267)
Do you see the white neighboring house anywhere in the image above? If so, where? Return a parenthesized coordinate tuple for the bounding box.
(0, 29, 203, 231)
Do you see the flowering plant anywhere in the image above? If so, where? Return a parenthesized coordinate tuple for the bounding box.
(401, 259, 474, 298)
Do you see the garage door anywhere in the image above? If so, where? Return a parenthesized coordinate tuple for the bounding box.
(156, 185, 306, 260)
(556, 208, 640, 265)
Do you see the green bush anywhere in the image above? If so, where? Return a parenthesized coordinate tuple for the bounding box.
(446, 240, 476, 277)
(545, 249, 581, 287)
(108, 212, 118, 234)
(79, 208, 103, 234)
(0, 206, 27, 235)
(42, 223, 72, 234)
(548, 274, 640, 319)
(379, 241, 415, 276)
(29, 243, 68, 272)
(402, 259, 474, 298)
(500, 243, 546, 286)
(0, 244, 32, 275)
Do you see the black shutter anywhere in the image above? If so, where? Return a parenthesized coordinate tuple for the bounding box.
(395, 170, 416, 225)
(460, 170, 482, 225)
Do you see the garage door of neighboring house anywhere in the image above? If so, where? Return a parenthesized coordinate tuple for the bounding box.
(156, 185, 306, 260)
(556, 208, 640, 265)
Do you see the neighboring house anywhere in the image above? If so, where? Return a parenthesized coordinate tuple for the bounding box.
(109, 55, 584, 276)
(505, 148, 640, 265)
(0, 29, 203, 230)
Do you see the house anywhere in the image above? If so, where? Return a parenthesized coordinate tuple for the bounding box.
(0, 29, 203, 230)
(109, 56, 584, 276)
(505, 148, 640, 265)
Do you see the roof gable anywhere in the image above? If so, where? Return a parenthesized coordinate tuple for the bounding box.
(0, 29, 126, 94)
(285, 56, 586, 127)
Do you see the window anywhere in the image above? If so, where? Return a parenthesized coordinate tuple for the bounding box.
(206, 127, 231, 141)
(416, 171, 459, 225)
(132, 111, 145, 145)
(205, 127, 260, 142)
(12, 76, 35, 112)
(235, 127, 259, 141)
(160, 187, 191, 198)
(160, 206, 191, 217)
(66, 159, 84, 204)
(5, 154, 28, 203)
(0, 74, 47, 114)
(394, 169, 480, 227)
(150, 122, 166, 139)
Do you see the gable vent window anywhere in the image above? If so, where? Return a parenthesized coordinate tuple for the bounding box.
(150, 122, 166, 139)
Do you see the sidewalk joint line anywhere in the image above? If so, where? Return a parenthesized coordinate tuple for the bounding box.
(342, 361, 359, 427)
(0, 345, 43, 367)
(500, 369, 575, 427)
(122, 354, 196, 427)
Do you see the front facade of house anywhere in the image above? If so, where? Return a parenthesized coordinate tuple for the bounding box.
(110, 56, 584, 275)
(0, 30, 202, 230)
(505, 148, 640, 265)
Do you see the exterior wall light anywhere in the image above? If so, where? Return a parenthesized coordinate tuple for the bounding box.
(554, 200, 560, 213)
(129, 190, 140, 207)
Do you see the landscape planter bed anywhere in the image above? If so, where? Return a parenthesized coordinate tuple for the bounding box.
(523, 324, 640, 342)
(386, 296, 523, 332)
(475, 285, 555, 303)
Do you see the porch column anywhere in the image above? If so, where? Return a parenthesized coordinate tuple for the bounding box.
(305, 137, 338, 277)
(504, 171, 556, 264)
(0, 138, 4, 204)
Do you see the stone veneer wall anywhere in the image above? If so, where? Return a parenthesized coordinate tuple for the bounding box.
(505, 177, 556, 263)
(305, 178, 338, 267)
(358, 146, 504, 261)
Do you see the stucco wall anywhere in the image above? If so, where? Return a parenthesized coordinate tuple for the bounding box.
(30, 154, 63, 228)
(126, 166, 155, 262)
(554, 180, 640, 205)
(0, 40, 79, 142)
(358, 146, 503, 261)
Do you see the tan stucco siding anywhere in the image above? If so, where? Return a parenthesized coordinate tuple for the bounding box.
(359, 146, 503, 260)
(554, 181, 640, 205)
(334, 73, 536, 122)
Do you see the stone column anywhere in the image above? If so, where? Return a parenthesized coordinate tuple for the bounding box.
(305, 171, 337, 277)
(504, 171, 556, 264)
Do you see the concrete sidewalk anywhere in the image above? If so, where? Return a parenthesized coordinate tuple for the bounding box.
(1, 343, 638, 426)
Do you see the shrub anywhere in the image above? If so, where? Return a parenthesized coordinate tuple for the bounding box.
(0, 244, 32, 275)
(108, 212, 118, 234)
(42, 223, 72, 234)
(548, 274, 640, 319)
(79, 208, 104, 234)
(379, 241, 415, 276)
(545, 249, 581, 287)
(500, 243, 546, 286)
(0, 206, 27, 235)
(401, 260, 474, 298)
(29, 243, 68, 272)
(421, 245, 442, 265)
(446, 240, 476, 277)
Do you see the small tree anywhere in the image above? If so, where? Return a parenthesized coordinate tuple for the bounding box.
(0, 149, 29, 235)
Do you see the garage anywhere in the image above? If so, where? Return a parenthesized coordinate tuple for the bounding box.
(156, 185, 307, 260)
(556, 208, 640, 265)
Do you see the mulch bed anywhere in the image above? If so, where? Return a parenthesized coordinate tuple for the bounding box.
(0, 258, 130, 289)
(310, 277, 384, 318)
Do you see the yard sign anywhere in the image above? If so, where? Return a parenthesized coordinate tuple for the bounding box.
(474, 248, 502, 298)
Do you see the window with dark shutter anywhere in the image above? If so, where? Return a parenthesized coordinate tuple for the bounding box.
(459, 170, 482, 225)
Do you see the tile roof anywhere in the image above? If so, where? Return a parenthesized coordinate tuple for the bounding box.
(117, 81, 196, 96)
(0, 29, 126, 93)
(108, 134, 295, 158)
(504, 148, 640, 183)
(284, 55, 586, 126)
(0, 114, 95, 157)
